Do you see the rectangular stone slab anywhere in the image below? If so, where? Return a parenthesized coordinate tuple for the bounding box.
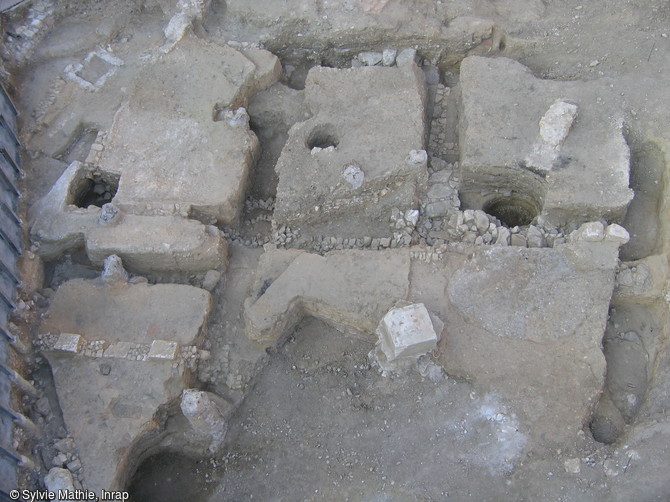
(86, 214, 227, 273)
(41, 279, 211, 345)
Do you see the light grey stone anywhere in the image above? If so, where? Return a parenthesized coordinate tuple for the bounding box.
(427, 183, 452, 199)
(202, 269, 221, 291)
(180, 389, 233, 453)
(358, 51, 383, 66)
(570, 221, 605, 242)
(474, 210, 489, 234)
(53, 333, 84, 353)
(382, 48, 397, 66)
(404, 209, 419, 227)
(604, 223, 630, 244)
(97, 203, 119, 226)
(102, 254, 128, 283)
(425, 201, 449, 218)
(510, 233, 527, 247)
(342, 163, 365, 189)
(526, 225, 545, 248)
(396, 48, 418, 66)
(148, 339, 179, 360)
(45, 468, 75, 497)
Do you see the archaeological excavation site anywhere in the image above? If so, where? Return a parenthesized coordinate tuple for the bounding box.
(0, 0, 669, 500)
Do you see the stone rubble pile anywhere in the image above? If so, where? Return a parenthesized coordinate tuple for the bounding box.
(43, 437, 86, 493)
(352, 47, 419, 68)
(3, 0, 55, 64)
(428, 85, 456, 160)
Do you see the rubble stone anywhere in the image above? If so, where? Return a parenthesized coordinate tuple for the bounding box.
(180, 389, 233, 452)
(202, 269, 222, 291)
(396, 48, 418, 66)
(570, 221, 605, 242)
(605, 223, 630, 244)
(357, 51, 382, 66)
(101, 254, 128, 284)
(382, 48, 397, 66)
(44, 468, 75, 497)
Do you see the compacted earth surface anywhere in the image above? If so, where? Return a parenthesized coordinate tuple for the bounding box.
(1, 0, 670, 501)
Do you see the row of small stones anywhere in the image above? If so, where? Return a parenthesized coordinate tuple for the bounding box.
(35, 334, 201, 370)
(428, 85, 454, 158)
(425, 209, 566, 248)
(84, 130, 107, 165)
(29, 75, 67, 133)
(7, 0, 55, 62)
(236, 212, 562, 253)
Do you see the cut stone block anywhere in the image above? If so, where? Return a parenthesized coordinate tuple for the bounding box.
(131, 38, 258, 121)
(103, 342, 134, 359)
(241, 48, 283, 94)
(274, 64, 427, 239)
(53, 333, 84, 353)
(245, 249, 410, 345)
(377, 303, 439, 361)
(99, 102, 259, 225)
(86, 214, 227, 273)
(458, 56, 633, 228)
(29, 161, 228, 274)
(41, 278, 211, 346)
(148, 340, 179, 360)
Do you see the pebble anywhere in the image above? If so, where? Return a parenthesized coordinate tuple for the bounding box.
(564, 458, 581, 474)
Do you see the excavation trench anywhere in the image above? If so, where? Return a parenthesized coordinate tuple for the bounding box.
(8, 3, 670, 499)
